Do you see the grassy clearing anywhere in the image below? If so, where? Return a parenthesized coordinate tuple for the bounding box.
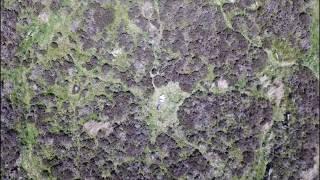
(146, 82, 189, 142)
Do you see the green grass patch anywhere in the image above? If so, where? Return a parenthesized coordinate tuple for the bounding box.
(19, 123, 39, 147)
(19, 123, 42, 177)
(303, 0, 319, 79)
(271, 39, 303, 63)
(19, 123, 54, 179)
(17, 10, 74, 66)
(18, 13, 61, 52)
(1, 67, 33, 108)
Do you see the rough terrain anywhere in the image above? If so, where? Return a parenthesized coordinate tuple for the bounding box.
(1, 0, 319, 179)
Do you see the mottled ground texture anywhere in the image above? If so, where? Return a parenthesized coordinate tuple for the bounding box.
(1, 0, 319, 179)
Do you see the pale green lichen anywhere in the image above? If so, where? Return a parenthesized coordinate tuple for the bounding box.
(110, 48, 133, 72)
